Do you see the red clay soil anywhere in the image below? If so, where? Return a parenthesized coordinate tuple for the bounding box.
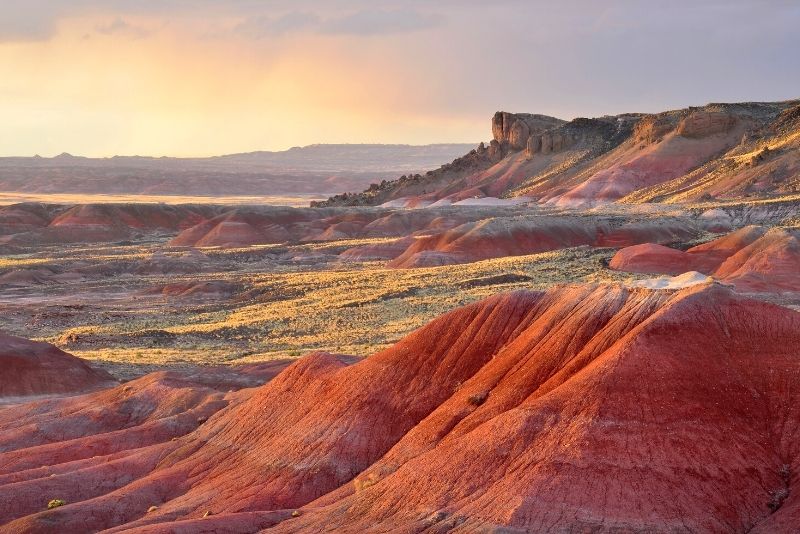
(610, 225, 800, 292)
(2, 284, 800, 532)
(0, 334, 116, 397)
(712, 227, 800, 291)
(0, 204, 52, 235)
(168, 212, 291, 248)
(0, 361, 294, 529)
(388, 217, 698, 268)
(361, 211, 465, 237)
(168, 208, 483, 249)
(47, 205, 208, 232)
(167, 209, 346, 247)
(338, 237, 416, 262)
(0, 204, 223, 246)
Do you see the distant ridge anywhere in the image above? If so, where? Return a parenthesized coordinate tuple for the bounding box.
(0, 143, 477, 199)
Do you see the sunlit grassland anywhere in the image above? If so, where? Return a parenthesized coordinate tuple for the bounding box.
(26, 245, 636, 377)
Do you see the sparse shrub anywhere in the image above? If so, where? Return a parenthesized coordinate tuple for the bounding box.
(467, 390, 489, 406)
(750, 146, 771, 166)
(354, 473, 380, 492)
(769, 488, 789, 512)
(779, 463, 791, 481)
(47, 499, 66, 510)
(769, 464, 792, 511)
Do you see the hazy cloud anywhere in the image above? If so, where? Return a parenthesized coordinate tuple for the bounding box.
(0, 3, 58, 42)
(320, 8, 443, 36)
(231, 8, 443, 39)
(95, 18, 151, 38)
(1, 0, 799, 156)
(0, 1, 449, 41)
(233, 12, 320, 38)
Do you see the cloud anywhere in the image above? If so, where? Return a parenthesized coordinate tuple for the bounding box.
(231, 8, 443, 39)
(1, 0, 799, 157)
(95, 17, 151, 38)
(320, 8, 444, 36)
(0, 1, 448, 42)
(233, 12, 320, 38)
(0, 3, 58, 42)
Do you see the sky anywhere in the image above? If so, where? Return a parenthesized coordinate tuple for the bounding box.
(1, 0, 798, 157)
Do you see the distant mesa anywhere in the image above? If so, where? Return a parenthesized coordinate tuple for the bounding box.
(0, 144, 477, 200)
(318, 99, 800, 208)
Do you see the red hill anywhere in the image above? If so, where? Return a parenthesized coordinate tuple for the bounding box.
(0, 334, 116, 398)
(610, 225, 800, 293)
(2, 284, 800, 532)
(388, 217, 698, 268)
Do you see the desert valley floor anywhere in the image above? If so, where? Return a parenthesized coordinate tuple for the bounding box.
(0, 207, 647, 378)
(1, 200, 798, 380)
(2, 100, 800, 533)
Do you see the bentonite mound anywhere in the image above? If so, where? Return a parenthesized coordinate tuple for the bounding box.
(388, 216, 698, 268)
(167, 207, 488, 249)
(3, 283, 800, 532)
(610, 225, 800, 292)
(0, 334, 116, 398)
(0, 204, 52, 235)
(0, 204, 223, 247)
(338, 237, 416, 262)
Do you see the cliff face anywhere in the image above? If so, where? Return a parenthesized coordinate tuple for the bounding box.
(316, 99, 800, 208)
(315, 112, 566, 207)
(491, 112, 565, 150)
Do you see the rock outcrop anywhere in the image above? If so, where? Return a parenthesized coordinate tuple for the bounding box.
(676, 110, 738, 138)
(491, 112, 565, 150)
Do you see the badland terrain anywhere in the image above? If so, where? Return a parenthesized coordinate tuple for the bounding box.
(1, 100, 800, 533)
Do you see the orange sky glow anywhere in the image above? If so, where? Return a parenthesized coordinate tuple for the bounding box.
(1, 2, 798, 157)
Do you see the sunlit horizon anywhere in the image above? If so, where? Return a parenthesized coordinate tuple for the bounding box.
(1, 1, 799, 158)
